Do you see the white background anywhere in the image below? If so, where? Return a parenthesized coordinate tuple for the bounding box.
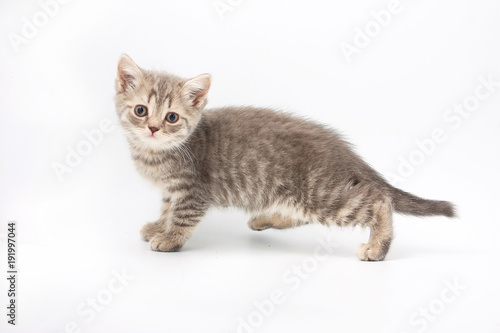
(1, 0, 499, 332)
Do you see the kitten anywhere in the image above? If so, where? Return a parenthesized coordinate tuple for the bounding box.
(114, 55, 455, 261)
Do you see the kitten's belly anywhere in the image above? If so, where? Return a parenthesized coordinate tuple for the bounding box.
(258, 200, 321, 223)
(212, 188, 321, 224)
(210, 178, 320, 221)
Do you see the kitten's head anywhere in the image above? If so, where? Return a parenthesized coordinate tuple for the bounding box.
(114, 55, 210, 152)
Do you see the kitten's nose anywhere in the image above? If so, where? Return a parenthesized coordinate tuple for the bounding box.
(148, 126, 159, 134)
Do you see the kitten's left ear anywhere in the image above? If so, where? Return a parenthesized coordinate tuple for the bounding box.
(182, 74, 211, 109)
(116, 54, 143, 93)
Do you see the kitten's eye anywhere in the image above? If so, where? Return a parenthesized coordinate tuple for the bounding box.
(165, 112, 179, 123)
(134, 105, 148, 117)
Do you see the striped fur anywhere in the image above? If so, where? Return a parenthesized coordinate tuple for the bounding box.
(115, 55, 455, 261)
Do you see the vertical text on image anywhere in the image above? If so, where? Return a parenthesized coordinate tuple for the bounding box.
(6, 221, 18, 325)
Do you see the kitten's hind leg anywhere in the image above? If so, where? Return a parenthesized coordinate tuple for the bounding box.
(248, 214, 302, 231)
(356, 197, 393, 261)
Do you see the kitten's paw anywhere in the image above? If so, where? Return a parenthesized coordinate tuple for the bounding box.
(140, 221, 165, 241)
(356, 243, 386, 261)
(150, 234, 183, 252)
(248, 218, 272, 231)
(248, 215, 298, 231)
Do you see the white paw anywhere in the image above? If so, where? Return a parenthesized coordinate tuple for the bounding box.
(356, 243, 386, 261)
(150, 234, 182, 252)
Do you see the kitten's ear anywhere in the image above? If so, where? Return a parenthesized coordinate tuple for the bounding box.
(181, 74, 211, 109)
(116, 54, 143, 93)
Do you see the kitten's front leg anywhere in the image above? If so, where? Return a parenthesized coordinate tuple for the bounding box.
(140, 198, 171, 241)
(149, 195, 208, 252)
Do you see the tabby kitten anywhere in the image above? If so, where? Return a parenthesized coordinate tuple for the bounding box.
(114, 55, 455, 261)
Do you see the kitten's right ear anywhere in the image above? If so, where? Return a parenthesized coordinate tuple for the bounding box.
(116, 54, 143, 93)
(181, 74, 211, 110)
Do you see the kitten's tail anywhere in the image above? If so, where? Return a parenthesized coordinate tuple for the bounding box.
(387, 186, 456, 218)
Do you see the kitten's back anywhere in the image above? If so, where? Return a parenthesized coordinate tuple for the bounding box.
(192, 106, 454, 218)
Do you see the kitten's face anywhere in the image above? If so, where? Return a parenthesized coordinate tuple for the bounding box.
(114, 55, 210, 152)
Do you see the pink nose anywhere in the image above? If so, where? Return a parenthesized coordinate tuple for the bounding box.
(148, 126, 159, 134)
